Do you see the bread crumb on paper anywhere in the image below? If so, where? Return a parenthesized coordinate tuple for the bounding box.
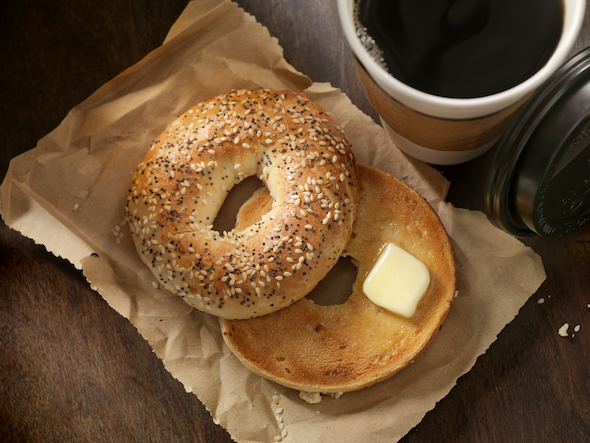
(299, 391, 322, 404)
(297, 390, 343, 405)
(272, 392, 288, 442)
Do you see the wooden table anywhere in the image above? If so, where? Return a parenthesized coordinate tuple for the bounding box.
(1, 1, 589, 441)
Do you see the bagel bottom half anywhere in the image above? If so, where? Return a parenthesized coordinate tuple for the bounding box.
(220, 164, 456, 394)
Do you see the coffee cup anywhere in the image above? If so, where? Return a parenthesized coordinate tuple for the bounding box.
(338, 0, 586, 165)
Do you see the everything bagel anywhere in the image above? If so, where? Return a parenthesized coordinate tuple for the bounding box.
(127, 89, 359, 319)
(220, 164, 456, 393)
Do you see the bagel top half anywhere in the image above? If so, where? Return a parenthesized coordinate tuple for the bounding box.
(126, 89, 359, 319)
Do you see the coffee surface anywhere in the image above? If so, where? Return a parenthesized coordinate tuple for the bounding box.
(358, 0, 563, 98)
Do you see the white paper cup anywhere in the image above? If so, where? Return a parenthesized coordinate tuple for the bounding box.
(338, 0, 586, 164)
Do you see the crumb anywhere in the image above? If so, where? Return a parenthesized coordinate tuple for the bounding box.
(299, 391, 322, 404)
(72, 203, 79, 211)
(537, 298, 545, 304)
(272, 392, 287, 442)
(558, 323, 569, 337)
(152, 281, 158, 289)
(331, 391, 344, 399)
(574, 324, 581, 333)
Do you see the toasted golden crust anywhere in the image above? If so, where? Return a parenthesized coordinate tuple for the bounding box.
(220, 164, 456, 392)
(126, 89, 359, 319)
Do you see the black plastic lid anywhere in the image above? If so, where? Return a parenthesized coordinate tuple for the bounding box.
(485, 47, 590, 237)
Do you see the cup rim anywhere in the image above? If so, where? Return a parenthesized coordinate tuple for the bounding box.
(337, 0, 587, 120)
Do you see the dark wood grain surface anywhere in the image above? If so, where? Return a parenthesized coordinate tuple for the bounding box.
(1, 1, 589, 442)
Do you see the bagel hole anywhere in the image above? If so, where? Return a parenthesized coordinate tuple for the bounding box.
(306, 256, 358, 306)
(213, 175, 266, 233)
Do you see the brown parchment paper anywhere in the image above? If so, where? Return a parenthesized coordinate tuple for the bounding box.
(0, 1, 546, 442)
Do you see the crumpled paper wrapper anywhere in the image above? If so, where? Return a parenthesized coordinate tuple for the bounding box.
(0, 1, 546, 442)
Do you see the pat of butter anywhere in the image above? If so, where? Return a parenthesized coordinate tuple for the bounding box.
(363, 243, 430, 317)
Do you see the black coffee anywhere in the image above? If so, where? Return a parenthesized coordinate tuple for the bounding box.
(357, 0, 564, 98)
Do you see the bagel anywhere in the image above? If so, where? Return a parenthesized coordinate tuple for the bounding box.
(220, 164, 456, 393)
(126, 89, 359, 319)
